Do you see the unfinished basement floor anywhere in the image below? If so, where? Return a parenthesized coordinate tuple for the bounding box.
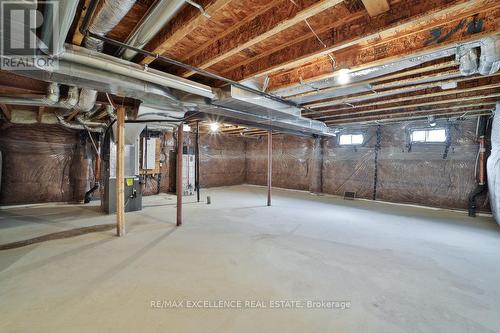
(1, 185, 500, 332)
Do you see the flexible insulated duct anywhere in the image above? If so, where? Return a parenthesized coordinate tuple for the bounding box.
(457, 47, 478, 76)
(487, 103, 500, 225)
(478, 36, 500, 75)
(120, 0, 186, 60)
(79, 0, 136, 112)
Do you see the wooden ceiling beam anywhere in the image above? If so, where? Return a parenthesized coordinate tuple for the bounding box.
(317, 94, 500, 121)
(221, 0, 497, 85)
(139, 0, 232, 65)
(267, 4, 499, 91)
(37, 106, 45, 123)
(324, 104, 495, 125)
(288, 59, 458, 101)
(305, 74, 500, 111)
(326, 107, 493, 125)
(361, 0, 390, 17)
(308, 85, 500, 117)
(0, 104, 12, 120)
(177, 0, 344, 78)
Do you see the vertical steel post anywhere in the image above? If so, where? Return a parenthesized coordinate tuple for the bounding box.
(267, 130, 272, 206)
(196, 121, 200, 202)
(176, 123, 184, 226)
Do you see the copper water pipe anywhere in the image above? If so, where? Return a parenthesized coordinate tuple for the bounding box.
(478, 136, 486, 185)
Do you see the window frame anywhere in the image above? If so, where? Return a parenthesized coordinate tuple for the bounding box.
(409, 127, 448, 144)
(338, 132, 365, 146)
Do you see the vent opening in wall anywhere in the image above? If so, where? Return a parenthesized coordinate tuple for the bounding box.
(344, 191, 356, 200)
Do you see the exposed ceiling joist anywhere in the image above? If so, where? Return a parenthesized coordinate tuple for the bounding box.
(139, 0, 232, 65)
(177, 0, 344, 78)
(321, 95, 500, 121)
(327, 108, 492, 126)
(221, 0, 497, 85)
(0, 104, 12, 121)
(307, 85, 500, 117)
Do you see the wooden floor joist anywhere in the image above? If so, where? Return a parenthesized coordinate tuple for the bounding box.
(260, 0, 499, 90)
(139, 0, 233, 65)
(325, 105, 495, 125)
(177, 0, 344, 77)
(315, 93, 500, 120)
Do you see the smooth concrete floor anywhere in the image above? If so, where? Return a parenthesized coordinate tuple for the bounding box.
(1, 185, 500, 332)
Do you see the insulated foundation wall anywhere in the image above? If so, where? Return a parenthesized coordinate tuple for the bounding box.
(0, 124, 93, 205)
(375, 120, 482, 209)
(199, 133, 246, 187)
(245, 134, 315, 191)
(243, 118, 487, 211)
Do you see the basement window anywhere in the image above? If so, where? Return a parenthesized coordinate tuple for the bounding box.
(339, 134, 364, 146)
(410, 128, 447, 143)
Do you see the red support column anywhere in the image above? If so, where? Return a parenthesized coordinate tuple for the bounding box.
(176, 123, 184, 226)
(267, 130, 272, 206)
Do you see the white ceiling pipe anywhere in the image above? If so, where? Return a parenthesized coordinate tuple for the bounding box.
(120, 0, 187, 60)
(62, 44, 215, 99)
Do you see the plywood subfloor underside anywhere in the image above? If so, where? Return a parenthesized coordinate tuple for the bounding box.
(1, 185, 500, 332)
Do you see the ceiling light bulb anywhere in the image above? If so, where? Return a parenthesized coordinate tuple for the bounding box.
(428, 116, 436, 127)
(337, 68, 351, 85)
(209, 122, 220, 132)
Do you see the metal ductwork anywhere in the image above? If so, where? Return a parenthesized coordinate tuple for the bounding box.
(274, 37, 500, 104)
(84, 0, 136, 52)
(119, 0, 186, 60)
(457, 47, 478, 76)
(188, 87, 336, 136)
(56, 113, 104, 132)
(478, 36, 500, 75)
(0, 83, 83, 110)
(76, 89, 98, 112)
(41, 0, 80, 55)
(79, 0, 136, 112)
(62, 45, 214, 99)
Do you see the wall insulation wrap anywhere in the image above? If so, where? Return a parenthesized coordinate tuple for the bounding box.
(375, 120, 482, 210)
(199, 133, 246, 187)
(243, 118, 487, 211)
(0, 124, 94, 205)
(246, 135, 315, 191)
(322, 128, 377, 199)
(330, 118, 487, 210)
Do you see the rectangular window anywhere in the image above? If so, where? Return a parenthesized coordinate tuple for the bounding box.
(339, 133, 364, 145)
(410, 128, 446, 143)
